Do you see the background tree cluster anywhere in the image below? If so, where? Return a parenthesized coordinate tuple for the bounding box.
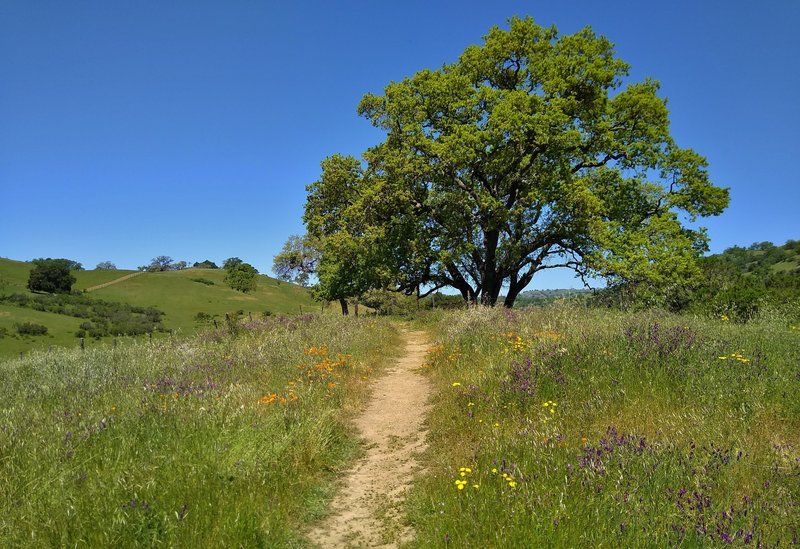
(283, 17, 729, 311)
(593, 239, 800, 321)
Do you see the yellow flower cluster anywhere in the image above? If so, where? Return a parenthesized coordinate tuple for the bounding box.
(717, 352, 750, 364)
(493, 468, 517, 489)
(455, 467, 479, 490)
(499, 331, 529, 354)
(720, 314, 730, 322)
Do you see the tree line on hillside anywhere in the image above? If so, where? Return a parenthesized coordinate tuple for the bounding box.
(22, 256, 261, 297)
(592, 239, 800, 321)
(273, 17, 729, 314)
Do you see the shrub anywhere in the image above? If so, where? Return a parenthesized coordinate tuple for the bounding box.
(16, 322, 48, 336)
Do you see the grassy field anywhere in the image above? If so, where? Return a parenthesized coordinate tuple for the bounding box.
(407, 305, 800, 546)
(0, 314, 400, 547)
(86, 268, 319, 333)
(0, 259, 319, 357)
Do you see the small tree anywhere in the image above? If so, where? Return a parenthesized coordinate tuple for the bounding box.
(96, 261, 117, 270)
(223, 257, 244, 271)
(273, 234, 321, 287)
(224, 262, 258, 293)
(193, 260, 219, 269)
(27, 260, 76, 293)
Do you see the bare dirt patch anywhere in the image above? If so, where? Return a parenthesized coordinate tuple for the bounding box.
(307, 329, 431, 548)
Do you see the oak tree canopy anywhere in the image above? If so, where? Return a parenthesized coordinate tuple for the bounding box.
(302, 17, 729, 307)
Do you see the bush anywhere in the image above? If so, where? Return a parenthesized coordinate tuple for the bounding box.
(191, 278, 215, 286)
(16, 322, 48, 336)
(27, 260, 76, 294)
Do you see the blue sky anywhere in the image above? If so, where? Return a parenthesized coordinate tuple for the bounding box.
(1, 1, 798, 289)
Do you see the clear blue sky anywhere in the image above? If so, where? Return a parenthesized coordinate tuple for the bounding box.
(2, 1, 798, 288)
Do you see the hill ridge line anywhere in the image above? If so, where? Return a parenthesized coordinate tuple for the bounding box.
(84, 271, 145, 292)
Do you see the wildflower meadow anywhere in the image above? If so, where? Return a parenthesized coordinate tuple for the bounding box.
(408, 305, 800, 546)
(0, 315, 398, 547)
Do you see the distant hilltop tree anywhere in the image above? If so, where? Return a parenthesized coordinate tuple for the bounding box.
(27, 259, 76, 294)
(223, 257, 243, 271)
(141, 256, 184, 272)
(193, 260, 219, 269)
(95, 261, 117, 270)
(224, 261, 258, 293)
(32, 258, 83, 271)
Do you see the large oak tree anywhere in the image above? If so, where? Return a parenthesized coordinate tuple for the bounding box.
(306, 17, 729, 307)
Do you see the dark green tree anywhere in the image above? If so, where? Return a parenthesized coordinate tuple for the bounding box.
(223, 257, 244, 271)
(224, 262, 258, 293)
(96, 261, 117, 270)
(27, 260, 76, 293)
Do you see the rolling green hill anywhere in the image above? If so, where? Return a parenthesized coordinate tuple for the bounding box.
(0, 259, 317, 357)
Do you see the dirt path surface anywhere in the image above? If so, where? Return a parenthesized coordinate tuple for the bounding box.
(308, 330, 431, 548)
(84, 271, 144, 292)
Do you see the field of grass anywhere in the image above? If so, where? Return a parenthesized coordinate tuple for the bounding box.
(0, 259, 319, 357)
(0, 314, 400, 546)
(0, 303, 85, 356)
(407, 306, 800, 546)
(87, 268, 318, 335)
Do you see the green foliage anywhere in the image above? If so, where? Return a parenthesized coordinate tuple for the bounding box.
(222, 257, 243, 270)
(409, 305, 800, 546)
(306, 17, 728, 307)
(193, 260, 219, 269)
(1, 293, 164, 337)
(32, 257, 83, 271)
(190, 277, 215, 286)
(95, 261, 117, 270)
(15, 321, 48, 336)
(592, 239, 800, 321)
(272, 234, 320, 287)
(143, 256, 178, 272)
(27, 259, 77, 293)
(224, 263, 258, 293)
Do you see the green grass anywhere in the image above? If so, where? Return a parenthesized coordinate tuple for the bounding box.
(406, 305, 800, 546)
(74, 268, 139, 289)
(1, 259, 320, 357)
(88, 268, 318, 333)
(0, 314, 401, 547)
(0, 303, 85, 356)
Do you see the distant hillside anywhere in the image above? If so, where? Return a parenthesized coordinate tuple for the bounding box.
(709, 239, 800, 276)
(516, 288, 590, 305)
(0, 258, 317, 357)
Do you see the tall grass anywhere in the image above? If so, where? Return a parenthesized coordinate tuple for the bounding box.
(408, 304, 800, 546)
(0, 314, 399, 547)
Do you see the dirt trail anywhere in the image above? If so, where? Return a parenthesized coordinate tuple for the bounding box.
(308, 329, 431, 548)
(84, 271, 144, 292)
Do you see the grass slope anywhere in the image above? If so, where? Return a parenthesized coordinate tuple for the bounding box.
(0, 259, 317, 358)
(88, 268, 317, 334)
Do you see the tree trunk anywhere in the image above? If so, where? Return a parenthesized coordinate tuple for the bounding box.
(354, 297, 359, 317)
(339, 298, 349, 316)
